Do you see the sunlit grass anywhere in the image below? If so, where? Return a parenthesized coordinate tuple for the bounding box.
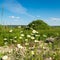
(0, 25, 60, 60)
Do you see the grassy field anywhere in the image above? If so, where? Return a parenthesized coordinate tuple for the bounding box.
(0, 25, 60, 45)
(0, 25, 60, 60)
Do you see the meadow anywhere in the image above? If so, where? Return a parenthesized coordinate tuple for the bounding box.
(0, 20, 60, 60)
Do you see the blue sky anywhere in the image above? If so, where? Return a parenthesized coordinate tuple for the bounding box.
(0, 0, 60, 26)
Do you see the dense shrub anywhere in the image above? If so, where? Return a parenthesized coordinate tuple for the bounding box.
(28, 20, 50, 30)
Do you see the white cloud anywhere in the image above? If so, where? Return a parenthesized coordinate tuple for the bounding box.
(51, 17, 60, 21)
(25, 13, 35, 18)
(3, 0, 27, 14)
(3, 0, 35, 18)
(9, 16, 20, 19)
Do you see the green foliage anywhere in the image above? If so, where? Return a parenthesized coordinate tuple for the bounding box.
(28, 20, 50, 30)
(0, 22, 60, 60)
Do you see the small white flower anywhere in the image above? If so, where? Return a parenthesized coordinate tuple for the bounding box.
(31, 33, 34, 35)
(20, 31, 23, 33)
(43, 47, 49, 50)
(9, 29, 13, 33)
(31, 51, 34, 55)
(4, 42, 8, 45)
(34, 40, 39, 43)
(21, 34, 24, 37)
(2, 55, 8, 60)
(4, 38, 7, 41)
(8, 49, 13, 53)
(35, 35, 40, 37)
(45, 57, 52, 60)
(19, 37, 22, 39)
(25, 39, 28, 42)
(31, 36, 35, 40)
(17, 44, 23, 49)
(32, 30, 37, 33)
(27, 35, 31, 38)
(13, 40, 17, 43)
(25, 43, 29, 45)
(14, 36, 17, 39)
(49, 57, 52, 60)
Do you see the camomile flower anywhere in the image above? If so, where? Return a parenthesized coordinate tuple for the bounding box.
(19, 37, 22, 39)
(34, 40, 39, 43)
(45, 57, 52, 60)
(25, 42, 29, 46)
(8, 49, 13, 53)
(25, 39, 28, 42)
(9, 29, 13, 33)
(49, 57, 52, 60)
(2, 55, 8, 60)
(43, 47, 49, 50)
(31, 33, 34, 35)
(32, 30, 37, 33)
(17, 44, 23, 49)
(27, 35, 31, 38)
(35, 35, 40, 37)
(4, 42, 8, 45)
(13, 40, 17, 43)
(10, 39, 13, 41)
(21, 34, 24, 37)
(31, 36, 35, 40)
(31, 51, 34, 55)
(4, 38, 7, 41)
(14, 36, 17, 39)
(20, 31, 23, 33)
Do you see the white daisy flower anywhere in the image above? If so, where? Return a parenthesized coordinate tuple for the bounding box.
(27, 35, 31, 38)
(31, 36, 35, 40)
(20, 31, 23, 33)
(13, 40, 17, 43)
(17, 44, 23, 49)
(25, 39, 28, 42)
(31, 51, 34, 55)
(4, 38, 7, 41)
(35, 35, 40, 37)
(25, 43, 29, 45)
(8, 49, 13, 53)
(49, 57, 52, 60)
(2, 55, 8, 60)
(32, 30, 37, 33)
(21, 34, 24, 37)
(9, 29, 13, 33)
(34, 40, 39, 43)
(14, 36, 17, 39)
(4, 42, 8, 45)
(19, 37, 22, 39)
